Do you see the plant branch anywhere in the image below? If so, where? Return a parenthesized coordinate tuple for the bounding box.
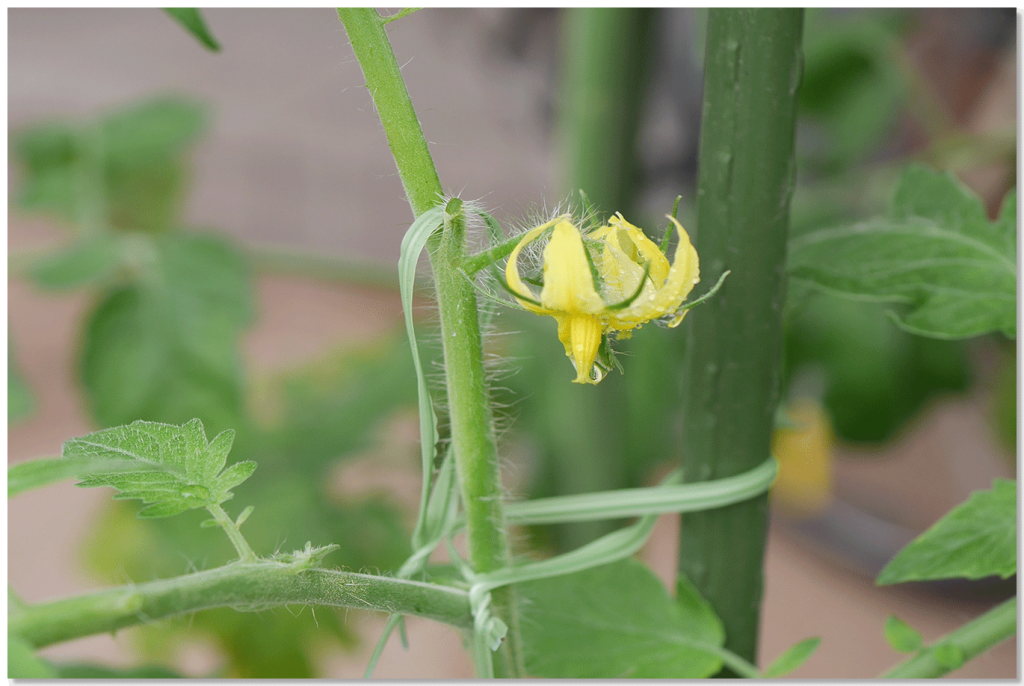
(10, 561, 472, 650)
(205, 502, 257, 563)
(337, 8, 443, 218)
(882, 596, 1017, 678)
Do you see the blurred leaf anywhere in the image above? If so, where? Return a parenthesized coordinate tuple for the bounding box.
(30, 234, 125, 289)
(790, 166, 1016, 339)
(784, 292, 970, 443)
(877, 479, 1016, 585)
(63, 418, 255, 518)
(8, 343, 34, 423)
(10, 97, 206, 232)
(762, 636, 821, 677)
(54, 663, 184, 678)
(8, 456, 142, 499)
(799, 9, 907, 166)
(884, 615, 923, 653)
(518, 559, 724, 678)
(80, 231, 251, 433)
(8, 636, 58, 678)
(991, 346, 1016, 456)
(163, 8, 221, 52)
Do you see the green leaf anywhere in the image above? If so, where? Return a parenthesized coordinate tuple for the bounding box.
(79, 231, 251, 433)
(789, 165, 1016, 339)
(884, 615, 923, 653)
(877, 479, 1016, 585)
(10, 97, 206, 232)
(30, 234, 124, 290)
(8, 456, 142, 499)
(8, 636, 58, 678)
(163, 8, 222, 52)
(762, 636, 822, 677)
(8, 344, 34, 424)
(62, 419, 255, 517)
(518, 559, 725, 678)
(784, 291, 971, 443)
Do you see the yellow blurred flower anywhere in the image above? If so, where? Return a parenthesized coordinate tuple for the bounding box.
(504, 213, 700, 384)
(771, 398, 835, 516)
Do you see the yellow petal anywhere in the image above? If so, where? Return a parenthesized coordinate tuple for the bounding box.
(555, 313, 603, 384)
(612, 215, 699, 326)
(608, 214, 670, 285)
(505, 216, 563, 314)
(539, 220, 606, 315)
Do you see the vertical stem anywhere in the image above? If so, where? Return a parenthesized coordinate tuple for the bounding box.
(678, 8, 803, 670)
(432, 200, 523, 677)
(337, 8, 443, 217)
(338, 9, 523, 676)
(561, 7, 656, 216)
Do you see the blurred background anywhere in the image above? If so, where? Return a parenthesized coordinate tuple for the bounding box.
(8, 8, 1016, 678)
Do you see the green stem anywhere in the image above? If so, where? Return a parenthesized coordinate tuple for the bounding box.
(882, 597, 1017, 678)
(338, 10, 522, 676)
(10, 562, 472, 649)
(462, 233, 524, 276)
(561, 7, 655, 216)
(432, 199, 523, 677)
(679, 8, 803, 672)
(205, 502, 257, 563)
(337, 8, 443, 218)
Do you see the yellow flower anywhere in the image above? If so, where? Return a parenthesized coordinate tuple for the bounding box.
(505, 213, 700, 384)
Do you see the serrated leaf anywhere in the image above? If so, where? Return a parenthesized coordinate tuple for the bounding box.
(8, 636, 58, 678)
(163, 8, 222, 52)
(789, 165, 1016, 339)
(62, 419, 253, 517)
(762, 636, 822, 677)
(518, 559, 724, 678)
(877, 479, 1016, 585)
(884, 615, 923, 653)
(80, 231, 252, 433)
(30, 234, 124, 290)
(211, 460, 257, 493)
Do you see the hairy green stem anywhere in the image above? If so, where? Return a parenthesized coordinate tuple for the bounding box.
(679, 8, 804, 672)
(337, 8, 443, 218)
(432, 199, 523, 676)
(10, 562, 472, 650)
(206, 502, 257, 563)
(882, 597, 1017, 678)
(338, 10, 523, 676)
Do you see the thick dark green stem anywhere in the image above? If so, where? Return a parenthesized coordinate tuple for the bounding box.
(679, 8, 803, 670)
(432, 199, 523, 676)
(10, 562, 472, 649)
